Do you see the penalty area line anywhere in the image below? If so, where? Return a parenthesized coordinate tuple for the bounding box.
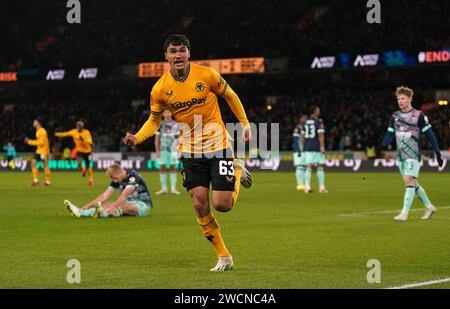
(386, 277, 450, 289)
(337, 206, 450, 217)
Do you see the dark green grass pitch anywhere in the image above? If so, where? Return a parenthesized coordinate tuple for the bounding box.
(0, 172, 449, 288)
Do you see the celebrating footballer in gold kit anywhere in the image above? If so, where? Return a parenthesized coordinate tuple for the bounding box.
(124, 34, 252, 271)
(55, 121, 94, 185)
(25, 118, 51, 186)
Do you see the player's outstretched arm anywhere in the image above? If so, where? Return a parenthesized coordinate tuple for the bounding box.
(25, 135, 45, 146)
(222, 86, 252, 142)
(108, 187, 135, 211)
(81, 187, 115, 209)
(55, 131, 71, 138)
(124, 113, 162, 146)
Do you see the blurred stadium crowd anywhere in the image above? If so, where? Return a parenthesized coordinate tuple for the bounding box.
(0, 0, 449, 153)
(2, 88, 448, 153)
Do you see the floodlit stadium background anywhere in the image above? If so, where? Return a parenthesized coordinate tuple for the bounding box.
(0, 0, 449, 289)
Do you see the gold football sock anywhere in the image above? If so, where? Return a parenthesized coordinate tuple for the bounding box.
(197, 212, 230, 257)
(232, 165, 242, 204)
(87, 168, 94, 181)
(32, 165, 39, 181)
(44, 167, 51, 182)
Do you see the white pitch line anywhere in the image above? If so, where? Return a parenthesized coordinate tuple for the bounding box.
(338, 206, 450, 217)
(386, 278, 450, 289)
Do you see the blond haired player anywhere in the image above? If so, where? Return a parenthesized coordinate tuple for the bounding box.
(64, 163, 153, 218)
(380, 86, 444, 221)
(25, 118, 51, 186)
(124, 34, 252, 271)
(55, 121, 94, 185)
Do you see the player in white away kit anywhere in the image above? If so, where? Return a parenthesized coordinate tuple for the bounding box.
(155, 109, 181, 195)
(380, 86, 444, 221)
(293, 114, 307, 190)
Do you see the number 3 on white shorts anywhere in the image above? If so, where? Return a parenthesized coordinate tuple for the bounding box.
(219, 160, 235, 176)
(406, 161, 414, 172)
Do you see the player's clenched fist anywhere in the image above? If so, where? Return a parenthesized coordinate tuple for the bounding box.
(242, 126, 252, 142)
(123, 132, 138, 146)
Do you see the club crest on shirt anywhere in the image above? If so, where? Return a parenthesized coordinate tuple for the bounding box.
(195, 82, 205, 92)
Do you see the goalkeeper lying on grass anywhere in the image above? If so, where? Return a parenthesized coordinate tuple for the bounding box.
(64, 163, 153, 218)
